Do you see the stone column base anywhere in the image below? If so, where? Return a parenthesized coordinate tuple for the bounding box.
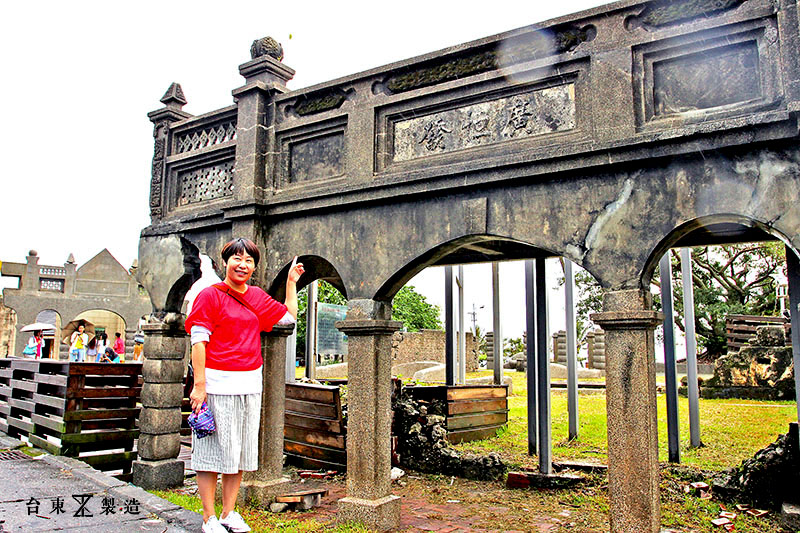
(338, 495, 400, 531)
(132, 458, 184, 489)
(237, 477, 292, 507)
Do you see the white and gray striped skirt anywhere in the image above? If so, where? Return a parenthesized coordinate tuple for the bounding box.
(191, 393, 261, 474)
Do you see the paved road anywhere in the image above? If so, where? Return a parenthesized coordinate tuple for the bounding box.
(0, 433, 202, 532)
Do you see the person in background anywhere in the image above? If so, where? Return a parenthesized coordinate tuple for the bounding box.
(96, 332, 107, 358)
(100, 347, 120, 363)
(24, 331, 43, 359)
(186, 238, 303, 533)
(86, 337, 99, 362)
(69, 324, 88, 362)
(133, 330, 144, 362)
(113, 332, 125, 360)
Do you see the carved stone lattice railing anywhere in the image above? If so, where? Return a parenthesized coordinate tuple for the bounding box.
(40, 267, 66, 276)
(177, 160, 235, 206)
(175, 120, 236, 154)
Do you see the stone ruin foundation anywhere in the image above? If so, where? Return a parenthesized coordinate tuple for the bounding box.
(393, 391, 507, 481)
(700, 325, 795, 400)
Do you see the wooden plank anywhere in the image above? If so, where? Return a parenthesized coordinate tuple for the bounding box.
(32, 393, 65, 409)
(31, 413, 66, 433)
(284, 439, 347, 464)
(285, 412, 342, 434)
(285, 399, 338, 419)
(275, 489, 328, 503)
(80, 419, 136, 431)
(8, 397, 35, 413)
(0, 403, 9, 416)
(446, 424, 506, 444)
(446, 386, 507, 401)
(284, 425, 345, 449)
(8, 416, 34, 434)
(448, 398, 507, 415)
(0, 368, 13, 378)
(10, 360, 43, 373)
(27, 434, 62, 455)
(284, 452, 345, 472)
(68, 363, 142, 376)
(0, 385, 11, 398)
(0, 421, 8, 434)
(64, 408, 140, 421)
(66, 387, 141, 399)
(34, 374, 68, 387)
(285, 383, 338, 404)
(447, 411, 508, 430)
(9, 379, 37, 392)
(80, 451, 137, 468)
(61, 429, 139, 444)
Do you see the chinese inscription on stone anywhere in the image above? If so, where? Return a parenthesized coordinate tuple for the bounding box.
(393, 83, 575, 162)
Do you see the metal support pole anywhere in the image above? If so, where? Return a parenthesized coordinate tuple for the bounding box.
(659, 253, 681, 463)
(445, 266, 455, 386)
(457, 265, 466, 384)
(492, 262, 502, 385)
(286, 328, 297, 383)
(681, 248, 701, 447)
(786, 246, 800, 424)
(306, 281, 318, 380)
(564, 259, 579, 440)
(535, 257, 552, 473)
(525, 260, 538, 456)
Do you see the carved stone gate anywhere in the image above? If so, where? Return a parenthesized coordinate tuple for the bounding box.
(136, 1, 800, 531)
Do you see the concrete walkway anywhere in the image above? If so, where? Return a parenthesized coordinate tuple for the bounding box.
(0, 433, 202, 532)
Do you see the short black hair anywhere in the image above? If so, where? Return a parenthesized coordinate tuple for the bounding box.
(221, 238, 261, 267)
(115, 332, 121, 338)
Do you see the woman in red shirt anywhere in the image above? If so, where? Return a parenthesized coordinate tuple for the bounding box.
(186, 238, 304, 533)
(112, 332, 125, 358)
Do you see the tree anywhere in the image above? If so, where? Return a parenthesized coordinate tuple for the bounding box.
(295, 282, 442, 355)
(568, 243, 786, 361)
(660, 243, 785, 359)
(391, 285, 443, 332)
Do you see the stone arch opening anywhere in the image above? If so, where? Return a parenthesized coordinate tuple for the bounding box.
(268, 254, 347, 302)
(33, 309, 61, 359)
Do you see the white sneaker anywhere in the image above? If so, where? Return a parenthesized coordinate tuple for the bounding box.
(219, 510, 251, 532)
(202, 516, 228, 533)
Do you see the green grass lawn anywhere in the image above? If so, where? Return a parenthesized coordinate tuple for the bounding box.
(456, 370, 796, 471)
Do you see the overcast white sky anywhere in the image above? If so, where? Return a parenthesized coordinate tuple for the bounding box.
(0, 0, 636, 342)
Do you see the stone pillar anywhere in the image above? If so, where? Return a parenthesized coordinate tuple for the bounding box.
(336, 299, 402, 531)
(132, 320, 187, 489)
(239, 324, 294, 505)
(591, 289, 663, 533)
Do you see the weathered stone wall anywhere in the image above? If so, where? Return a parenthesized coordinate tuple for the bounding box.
(391, 329, 478, 371)
(0, 298, 17, 356)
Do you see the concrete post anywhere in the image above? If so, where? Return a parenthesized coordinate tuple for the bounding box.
(306, 281, 318, 379)
(132, 320, 187, 489)
(786, 247, 800, 425)
(564, 259, 579, 440)
(240, 324, 294, 504)
(492, 262, 502, 385)
(524, 260, 538, 456)
(680, 248, 702, 448)
(445, 266, 455, 386)
(336, 299, 402, 531)
(534, 257, 551, 474)
(457, 265, 466, 385)
(592, 289, 663, 533)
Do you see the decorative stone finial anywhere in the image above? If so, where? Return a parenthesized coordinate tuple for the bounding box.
(250, 37, 284, 62)
(28, 250, 38, 256)
(67, 253, 75, 264)
(160, 82, 187, 109)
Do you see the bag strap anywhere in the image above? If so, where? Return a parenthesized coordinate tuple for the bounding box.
(212, 283, 259, 317)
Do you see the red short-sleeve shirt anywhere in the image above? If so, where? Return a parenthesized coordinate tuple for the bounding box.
(185, 284, 288, 372)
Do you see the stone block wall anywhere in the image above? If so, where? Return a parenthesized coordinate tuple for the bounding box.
(391, 329, 478, 371)
(0, 299, 17, 356)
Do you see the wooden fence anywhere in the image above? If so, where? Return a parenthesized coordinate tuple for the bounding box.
(283, 382, 346, 471)
(0, 358, 142, 480)
(405, 384, 509, 444)
(726, 314, 791, 351)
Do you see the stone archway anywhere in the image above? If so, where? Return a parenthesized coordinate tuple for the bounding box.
(136, 0, 800, 530)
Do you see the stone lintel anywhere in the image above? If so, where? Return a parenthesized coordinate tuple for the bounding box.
(238, 477, 292, 507)
(238, 54, 295, 85)
(132, 458, 184, 490)
(335, 319, 403, 337)
(338, 495, 401, 531)
(265, 324, 295, 338)
(146, 107, 191, 124)
(591, 310, 663, 330)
